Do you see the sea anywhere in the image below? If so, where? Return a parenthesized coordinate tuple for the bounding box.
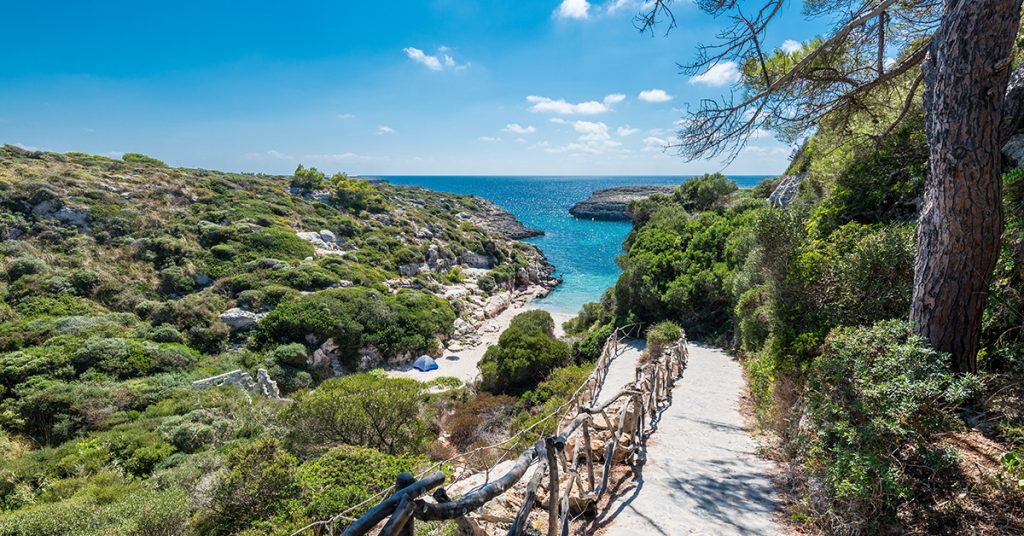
(381, 176, 770, 316)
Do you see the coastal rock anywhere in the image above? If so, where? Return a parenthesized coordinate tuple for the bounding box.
(466, 198, 543, 239)
(460, 252, 497, 269)
(219, 307, 265, 331)
(768, 173, 805, 209)
(569, 185, 676, 221)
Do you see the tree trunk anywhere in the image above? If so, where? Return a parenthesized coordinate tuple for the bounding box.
(912, 0, 1023, 372)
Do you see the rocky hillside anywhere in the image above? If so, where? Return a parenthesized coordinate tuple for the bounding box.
(569, 185, 677, 220)
(0, 145, 567, 534)
(0, 145, 557, 386)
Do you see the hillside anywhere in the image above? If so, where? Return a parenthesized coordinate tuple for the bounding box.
(0, 145, 560, 533)
(564, 113, 1024, 533)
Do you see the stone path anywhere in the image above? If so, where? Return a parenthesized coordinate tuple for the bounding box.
(596, 343, 783, 536)
(596, 338, 646, 406)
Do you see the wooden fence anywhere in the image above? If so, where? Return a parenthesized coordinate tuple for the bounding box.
(293, 324, 687, 536)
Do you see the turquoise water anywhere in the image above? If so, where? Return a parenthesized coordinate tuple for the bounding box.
(381, 176, 769, 315)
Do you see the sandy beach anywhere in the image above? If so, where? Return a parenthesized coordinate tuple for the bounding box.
(387, 301, 575, 385)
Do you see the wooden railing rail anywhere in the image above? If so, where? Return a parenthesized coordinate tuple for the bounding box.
(297, 325, 687, 536)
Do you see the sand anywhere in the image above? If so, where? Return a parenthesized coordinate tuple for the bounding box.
(386, 300, 575, 385)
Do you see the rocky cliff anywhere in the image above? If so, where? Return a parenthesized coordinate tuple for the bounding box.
(569, 185, 677, 220)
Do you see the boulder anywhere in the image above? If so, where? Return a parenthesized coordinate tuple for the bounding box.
(219, 307, 265, 331)
(569, 185, 676, 221)
(460, 252, 497, 269)
(768, 172, 805, 209)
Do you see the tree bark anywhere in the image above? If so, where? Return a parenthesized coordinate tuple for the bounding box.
(913, 0, 1023, 372)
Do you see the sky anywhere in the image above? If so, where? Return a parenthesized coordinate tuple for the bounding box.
(0, 1, 826, 176)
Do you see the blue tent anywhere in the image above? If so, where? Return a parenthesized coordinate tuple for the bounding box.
(412, 355, 438, 372)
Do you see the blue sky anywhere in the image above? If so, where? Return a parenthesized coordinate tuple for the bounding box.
(0, 1, 824, 176)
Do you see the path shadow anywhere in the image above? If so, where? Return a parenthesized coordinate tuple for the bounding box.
(580, 376, 679, 533)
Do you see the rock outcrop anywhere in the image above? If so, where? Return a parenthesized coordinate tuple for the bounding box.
(466, 198, 543, 239)
(218, 307, 266, 331)
(191, 369, 281, 399)
(569, 185, 676, 221)
(767, 173, 806, 209)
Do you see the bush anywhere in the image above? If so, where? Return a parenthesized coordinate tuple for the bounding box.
(253, 288, 454, 367)
(445, 393, 515, 450)
(479, 310, 572, 394)
(296, 445, 433, 520)
(121, 153, 166, 166)
(571, 323, 613, 363)
(802, 320, 981, 531)
(673, 173, 738, 212)
(202, 438, 298, 535)
(0, 486, 190, 536)
(291, 164, 325, 191)
(5, 257, 45, 282)
(285, 374, 430, 456)
(645, 320, 682, 359)
(331, 174, 388, 213)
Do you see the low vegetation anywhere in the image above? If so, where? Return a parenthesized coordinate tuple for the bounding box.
(570, 108, 1024, 532)
(0, 146, 549, 534)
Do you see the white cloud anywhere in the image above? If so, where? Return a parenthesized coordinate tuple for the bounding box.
(555, 0, 590, 19)
(377, 125, 395, 135)
(404, 46, 468, 71)
(780, 40, 803, 54)
(606, 0, 634, 13)
(689, 61, 741, 86)
(479, 136, 503, 142)
(403, 47, 442, 70)
(549, 118, 567, 124)
(527, 93, 625, 115)
(336, 113, 355, 120)
(643, 136, 668, 152)
(617, 126, 640, 137)
(638, 89, 673, 103)
(245, 149, 294, 161)
(303, 152, 377, 162)
(503, 123, 537, 134)
(543, 120, 624, 155)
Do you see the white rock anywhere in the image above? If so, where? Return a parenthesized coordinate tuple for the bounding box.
(219, 307, 265, 331)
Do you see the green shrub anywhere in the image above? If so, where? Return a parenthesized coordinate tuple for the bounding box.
(571, 323, 613, 363)
(266, 343, 308, 367)
(253, 288, 454, 366)
(291, 164, 326, 191)
(157, 266, 195, 295)
(121, 153, 166, 166)
(0, 486, 190, 536)
(802, 320, 981, 531)
(672, 173, 738, 212)
(479, 310, 571, 394)
(331, 174, 388, 213)
(158, 408, 232, 453)
(645, 320, 682, 358)
(5, 257, 45, 282)
(296, 445, 432, 520)
(285, 374, 430, 456)
(201, 438, 298, 535)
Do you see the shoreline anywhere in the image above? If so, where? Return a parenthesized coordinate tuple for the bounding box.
(386, 287, 575, 384)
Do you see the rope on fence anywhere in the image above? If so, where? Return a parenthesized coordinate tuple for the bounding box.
(293, 323, 688, 536)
